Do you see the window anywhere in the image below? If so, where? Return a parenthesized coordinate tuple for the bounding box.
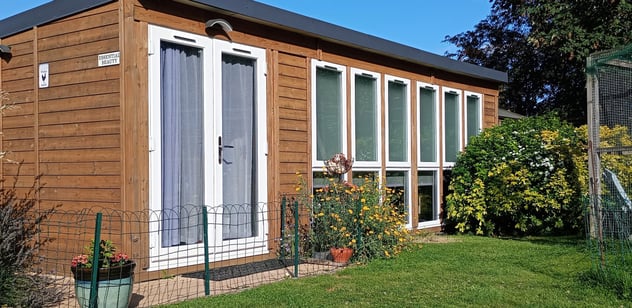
(417, 170, 439, 227)
(351, 170, 379, 187)
(443, 87, 462, 165)
(418, 83, 439, 165)
(465, 92, 483, 145)
(351, 68, 380, 166)
(148, 25, 268, 270)
(386, 170, 411, 226)
(385, 76, 410, 165)
(312, 60, 346, 166)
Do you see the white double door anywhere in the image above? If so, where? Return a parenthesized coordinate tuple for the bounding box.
(148, 25, 267, 268)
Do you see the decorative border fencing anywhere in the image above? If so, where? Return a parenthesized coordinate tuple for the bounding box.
(32, 197, 346, 307)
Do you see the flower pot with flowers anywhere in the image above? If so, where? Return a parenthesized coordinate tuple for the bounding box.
(297, 153, 413, 265)
(310, 153, 357, 263)
(70, 239, 135, 308)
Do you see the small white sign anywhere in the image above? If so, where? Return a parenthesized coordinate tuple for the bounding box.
(39, 63, 49, 88)
(98, 51, 120, 67)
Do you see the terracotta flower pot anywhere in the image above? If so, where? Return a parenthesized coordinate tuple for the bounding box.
(330, 247, 353, 263)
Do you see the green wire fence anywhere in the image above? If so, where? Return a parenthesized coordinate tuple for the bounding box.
(28, 197, 350, 307)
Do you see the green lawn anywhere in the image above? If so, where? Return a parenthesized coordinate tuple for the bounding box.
(168, 235, 628, 307)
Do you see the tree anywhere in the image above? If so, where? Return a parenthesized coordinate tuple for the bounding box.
(445, 0, 632, 125)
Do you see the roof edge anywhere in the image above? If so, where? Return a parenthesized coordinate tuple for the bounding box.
(187, 0, 508, 83)
(0, 0, 116, 39)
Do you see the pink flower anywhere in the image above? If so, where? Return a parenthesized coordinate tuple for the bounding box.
(112, 252, 129, 263)
(71, 254, 88, 267)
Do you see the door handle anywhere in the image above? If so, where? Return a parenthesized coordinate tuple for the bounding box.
(218, 136, 234, 164)
(218, 136, 222, 165)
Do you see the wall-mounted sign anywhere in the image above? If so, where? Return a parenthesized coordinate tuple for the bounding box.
(98, 51, 120, 67)
(39, 63, 49, 88)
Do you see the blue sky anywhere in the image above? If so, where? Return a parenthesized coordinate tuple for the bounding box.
(0, 1, 491, 55)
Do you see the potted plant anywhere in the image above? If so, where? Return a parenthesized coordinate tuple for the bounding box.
(296, 152, 411, 264)
(70, 239, 135, 308)
(312, 154, 357, 263)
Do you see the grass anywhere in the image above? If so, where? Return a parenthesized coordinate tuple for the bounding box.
(168, 235, 629, 307)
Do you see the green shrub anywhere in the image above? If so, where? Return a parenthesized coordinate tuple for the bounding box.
(0, 175, 61, 307)
(445, 114, 585, 236)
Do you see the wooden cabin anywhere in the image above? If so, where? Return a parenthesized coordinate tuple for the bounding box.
(0, 0, 506, 274)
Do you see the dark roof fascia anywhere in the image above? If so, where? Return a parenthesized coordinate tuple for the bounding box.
(498, 108, 525, 119)
(187, 0, 508, 83)
(0, 0, 116, 39)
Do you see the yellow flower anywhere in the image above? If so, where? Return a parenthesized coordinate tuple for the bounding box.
(384, 250, 390, 257)
(295, 186, 301, 192)
(361, 198, 366, 203)
(348, 209, 353, 214)
(317, 212, 324, 217)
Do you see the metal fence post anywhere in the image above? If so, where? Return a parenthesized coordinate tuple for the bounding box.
(89, 212, 103, 308)
(294, 199, 299, 278)
(202, 206, 210, 296)
(281, 196, 286, 261)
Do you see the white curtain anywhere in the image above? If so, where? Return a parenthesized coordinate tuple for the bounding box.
(161, 42, 204, 247)
(221, 54, 257, 240)
(388, 81, 407, 162)
(354, 75, 377, 161)
(419, 88, 437, 162)
(315, 67, 342, 161)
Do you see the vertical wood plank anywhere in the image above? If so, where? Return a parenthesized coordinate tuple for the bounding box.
(33, 27, 40, 209)
(120, 0, 150, 269)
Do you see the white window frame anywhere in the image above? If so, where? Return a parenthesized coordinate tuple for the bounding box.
(417, 168, 441, 229)
(417, 82, 440, 167)
(147, 25, 268, 271)
(384, 168, 413, 228)
(311, 60, 347, 168)
(385, 75, 411, 167)
(464, 91, 483, 146)
(442, 86, 462, 167)
(350, 68, 381, 168)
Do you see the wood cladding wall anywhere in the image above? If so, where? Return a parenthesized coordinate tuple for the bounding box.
(0, 0, 504, 279)
(277, 52, 310, 193)
(0, 0, 502, 223)
(0, 3, 122, 211)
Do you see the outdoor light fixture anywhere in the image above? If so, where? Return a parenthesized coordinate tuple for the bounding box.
(205, 19, 233, 33)
(0, 44, 11, 61)
(0, 45, 11, 54)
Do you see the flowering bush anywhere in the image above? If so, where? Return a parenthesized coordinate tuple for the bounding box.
(297, 160, 411, 262)
(71, 239, 131, 269)
(445, 114, 585, 236)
